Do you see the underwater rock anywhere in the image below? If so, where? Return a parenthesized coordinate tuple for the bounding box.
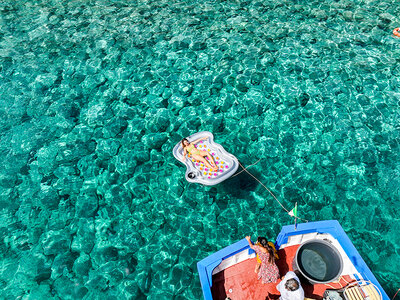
(217, 92, 235, 112)
(353, 10, 365, 21)
(3, 271, 34, 298)
(162, 88, 172, 100)
(147, 80, 166, 96)
(100, 263, 125, 287)
(91, 245, 120, 266)
(124, 179, 149, 201)
(115, 150, 137, 174)
(77, 154, 100, 178)
(143, 94, 165, 109)
(342, 11, 353, 21)
(145, 108, 172, 133)
(299, 92, 310, 107)
(168, 95, 187, 112)
(178, 246, 199, 267)
(75, 193, 98, 218)
(19, 253, 51, 282)
(102, 117, 128, 138)
(95, 139, 121, 158)
(378, 13, 395, 24)
(248, 137, 280, 158)
(242, 89, 266, 116)
(53, 277, 88, 299)
(104, 184, 131, 208)
(166, 177, 184, 198)
(72, 253, 92, 277)
(236, 82, 249, 93)
(362, 149, 377, 164)
(51, 252, 77, 279)
(311, 9, 328, 20)
(84, 103, 113, 128)
(42, 231, 71, 256)
(136, 268, 152, 294)
(142, 133, 168, 149)
(54, 176, 83, 196)
(37, 185, 59, 211)
(152, 250, 178, 272)
(335, 167, 357, 191)
(190, 41, 207, 51)
(53, 165, 77, 179)
(146, 288, 174, 299)
(71, 217, 96, 253)
(9, 229, 31, 252)
(113, 226, 144, 255)
(32, 73, 58, 89)
(26, 284, 53, 299)
(36, 144, 58, 174)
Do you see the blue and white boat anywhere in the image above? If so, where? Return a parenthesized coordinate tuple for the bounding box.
(197, 220, 389, 300)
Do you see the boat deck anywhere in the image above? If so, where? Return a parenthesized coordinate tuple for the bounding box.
(211, 244, 352, 300)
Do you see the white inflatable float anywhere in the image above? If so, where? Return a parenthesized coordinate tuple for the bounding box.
(172, 131, 239, 185)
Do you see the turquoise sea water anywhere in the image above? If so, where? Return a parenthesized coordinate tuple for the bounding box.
(0, 0, 399, 298)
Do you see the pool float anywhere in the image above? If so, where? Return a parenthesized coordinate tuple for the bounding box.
(172, 131, 239, 185)
(393, 28, 400, 37)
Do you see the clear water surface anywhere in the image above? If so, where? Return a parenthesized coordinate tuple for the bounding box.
(0, 0, 399, 299)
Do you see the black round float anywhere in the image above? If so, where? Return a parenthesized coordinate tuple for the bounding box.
(294, 239, 343, 284)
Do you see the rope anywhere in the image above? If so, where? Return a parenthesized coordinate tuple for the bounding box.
(340, 276, 351, 285)
(323, 276, 354, 290)
(231, 159, 261, 178)
(325, 283, 338, 289)
(393, 288, 400, 300)
(237, 161, 309, 222)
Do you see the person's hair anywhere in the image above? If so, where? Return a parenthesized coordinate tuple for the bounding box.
(285, 278, 299, 291)
(257, 237, 275, 264)
(181, 138, 189, 148)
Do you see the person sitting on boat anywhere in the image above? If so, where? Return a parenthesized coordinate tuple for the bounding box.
(276, 271, 304, 300)
(245, 236, 280, 284)
(181, 137, 218, 171)
(254, 237, 279, 273)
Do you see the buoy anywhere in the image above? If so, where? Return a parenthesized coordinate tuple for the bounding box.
(394, 28, 400, 37)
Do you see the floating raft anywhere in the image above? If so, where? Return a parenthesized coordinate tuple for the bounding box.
(172, 131, 239, 185)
